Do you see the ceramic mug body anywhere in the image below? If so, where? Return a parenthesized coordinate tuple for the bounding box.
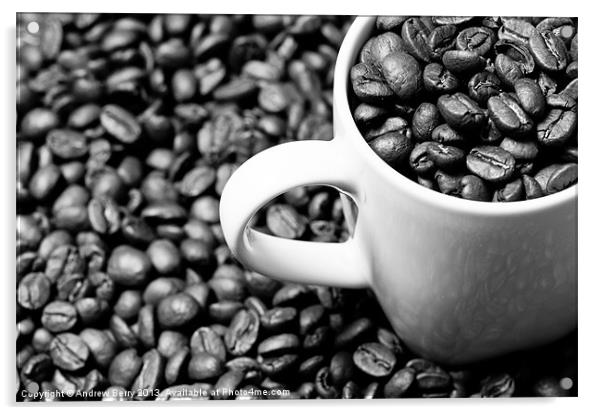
(219, 16, 577, 364)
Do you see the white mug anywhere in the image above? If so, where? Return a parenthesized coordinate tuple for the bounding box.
(219, 16, 577, 364)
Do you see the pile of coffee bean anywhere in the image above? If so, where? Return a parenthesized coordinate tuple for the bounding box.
(17, 13, 575, 401)
(350, 16, 577, 202)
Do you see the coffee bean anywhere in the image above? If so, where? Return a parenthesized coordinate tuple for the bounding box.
(350, 62, 395, 104)
(334, 318, 374, 349)
(480, 374, 515, 397)
(459, 175, 490, 201)
(381, 52, 422, 101)
(422, 63, 459, 94)
(399, 17, 435, 63)
(442, 50, 486, 74)
(131, 349, 164, 400)
(107, 245, 151, 286)
(437, 93, 486, 131)
(225, 309, 260, 356)
(457, 26, 495, 56)
(190, 327, 226, 361)
(157, 293, 200, 329)
(428, 24, 457, 60)
(88, 197, 121, 235)
(108, 348, 142, 388)
(188, 352, 224, 381)
(329, 351, 354, 386)
(100, 105, 141, 144)
(529, 30, 568, 72)
(46, 129, 88, 160)
(315, 366, 339, 398)
(494, 95, 532, 134)
(412, 103, 441, 142)
(353, 342, 396, 377)
(366, 32, 404, 67)
(499, 18, 536, 45)
(514, 78, 546, 119)
(266, 204, 307, 239)
(536, 107, 577, 147)
(18, 273, 51, 310)
(466, 146, 516, 183)
(41, 301, 78, 333)
(384, 367, 416, 398)
(467, 71, 503, 105)
(49, 333, 89, 371)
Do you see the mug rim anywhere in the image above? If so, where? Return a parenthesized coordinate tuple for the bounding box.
(333, 16, 578, 216)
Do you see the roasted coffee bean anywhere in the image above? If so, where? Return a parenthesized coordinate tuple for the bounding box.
(467, 71, 503, 105)
(79, 328, 116, 368)
(18, 272, 51, 310)
(499, 18, 536, 45)
(108, 348, 142, 388)
(164, 347, 190, 385)
(266, 204, 307, 239)
(41, 301, 78, 333)
(46, 129, 88, 160)
(353, 342, 396, 377)
(258, 333, 299, 357)
(422, 63, 459, 94)
(459, 175, 490, 201)
(376, 16, 408, 32)
(416, 370, 452, 391)
(188, 352, 224, 381)
(365, 32, 404, 67)
(334, 317, 374, 349)
(522, 174, 544, 199)
(131, 349, 164, 400)
(100, 104, 141, 144)
(493, 178, 525, 202)
(109, 314, 138, 348)
(381, 52, 422, 101)
(88, 197, 120, 235)
(514, 78, 546, 119)
(190, 327, 227, 361)
(341, 380, 361, 399)
(442, 50, 485, 74)
(466, 146, 516, 183)
(499, 137, 539, 161)
(384, 367, 416, 398)
(536, 107, 577, 147)
(488, 93, 533, 137)
(315, 366, 339, 398)
(157, 293, 200, 329)
(481, 373, 515, 397)
(431, 123, 465, 146)
(107, 245, 151, 286)
(261, 307, 298, 332)
(529, 30, 568, 72)
(225, 309, 260, 356)
(412, 103, 441, 142)
(329, 351, 355, 386)
(456, 26, 495, 56)
(400, 18, 433, 63)
(350, 62, 395, 104)
(437, 93, 486, 131)
(353, 103, 389, 126)
(535, 163, 578, 195)
(49, 333, 89, 371)
(428, 24, 457, 60)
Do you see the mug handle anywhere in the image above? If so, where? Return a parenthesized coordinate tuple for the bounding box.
(219, 139, 369, 288)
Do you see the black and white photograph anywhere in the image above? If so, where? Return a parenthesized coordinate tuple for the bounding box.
(14, 8, 581, 405)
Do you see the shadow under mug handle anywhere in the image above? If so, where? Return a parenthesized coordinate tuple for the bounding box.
(219, 139, 369, 288)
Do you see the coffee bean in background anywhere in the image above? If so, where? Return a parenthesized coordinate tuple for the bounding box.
(16, 13, 575, 401)
(350, 16, 578, 202)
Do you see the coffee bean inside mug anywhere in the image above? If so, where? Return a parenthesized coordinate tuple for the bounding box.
(349, 16, 578, 202)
